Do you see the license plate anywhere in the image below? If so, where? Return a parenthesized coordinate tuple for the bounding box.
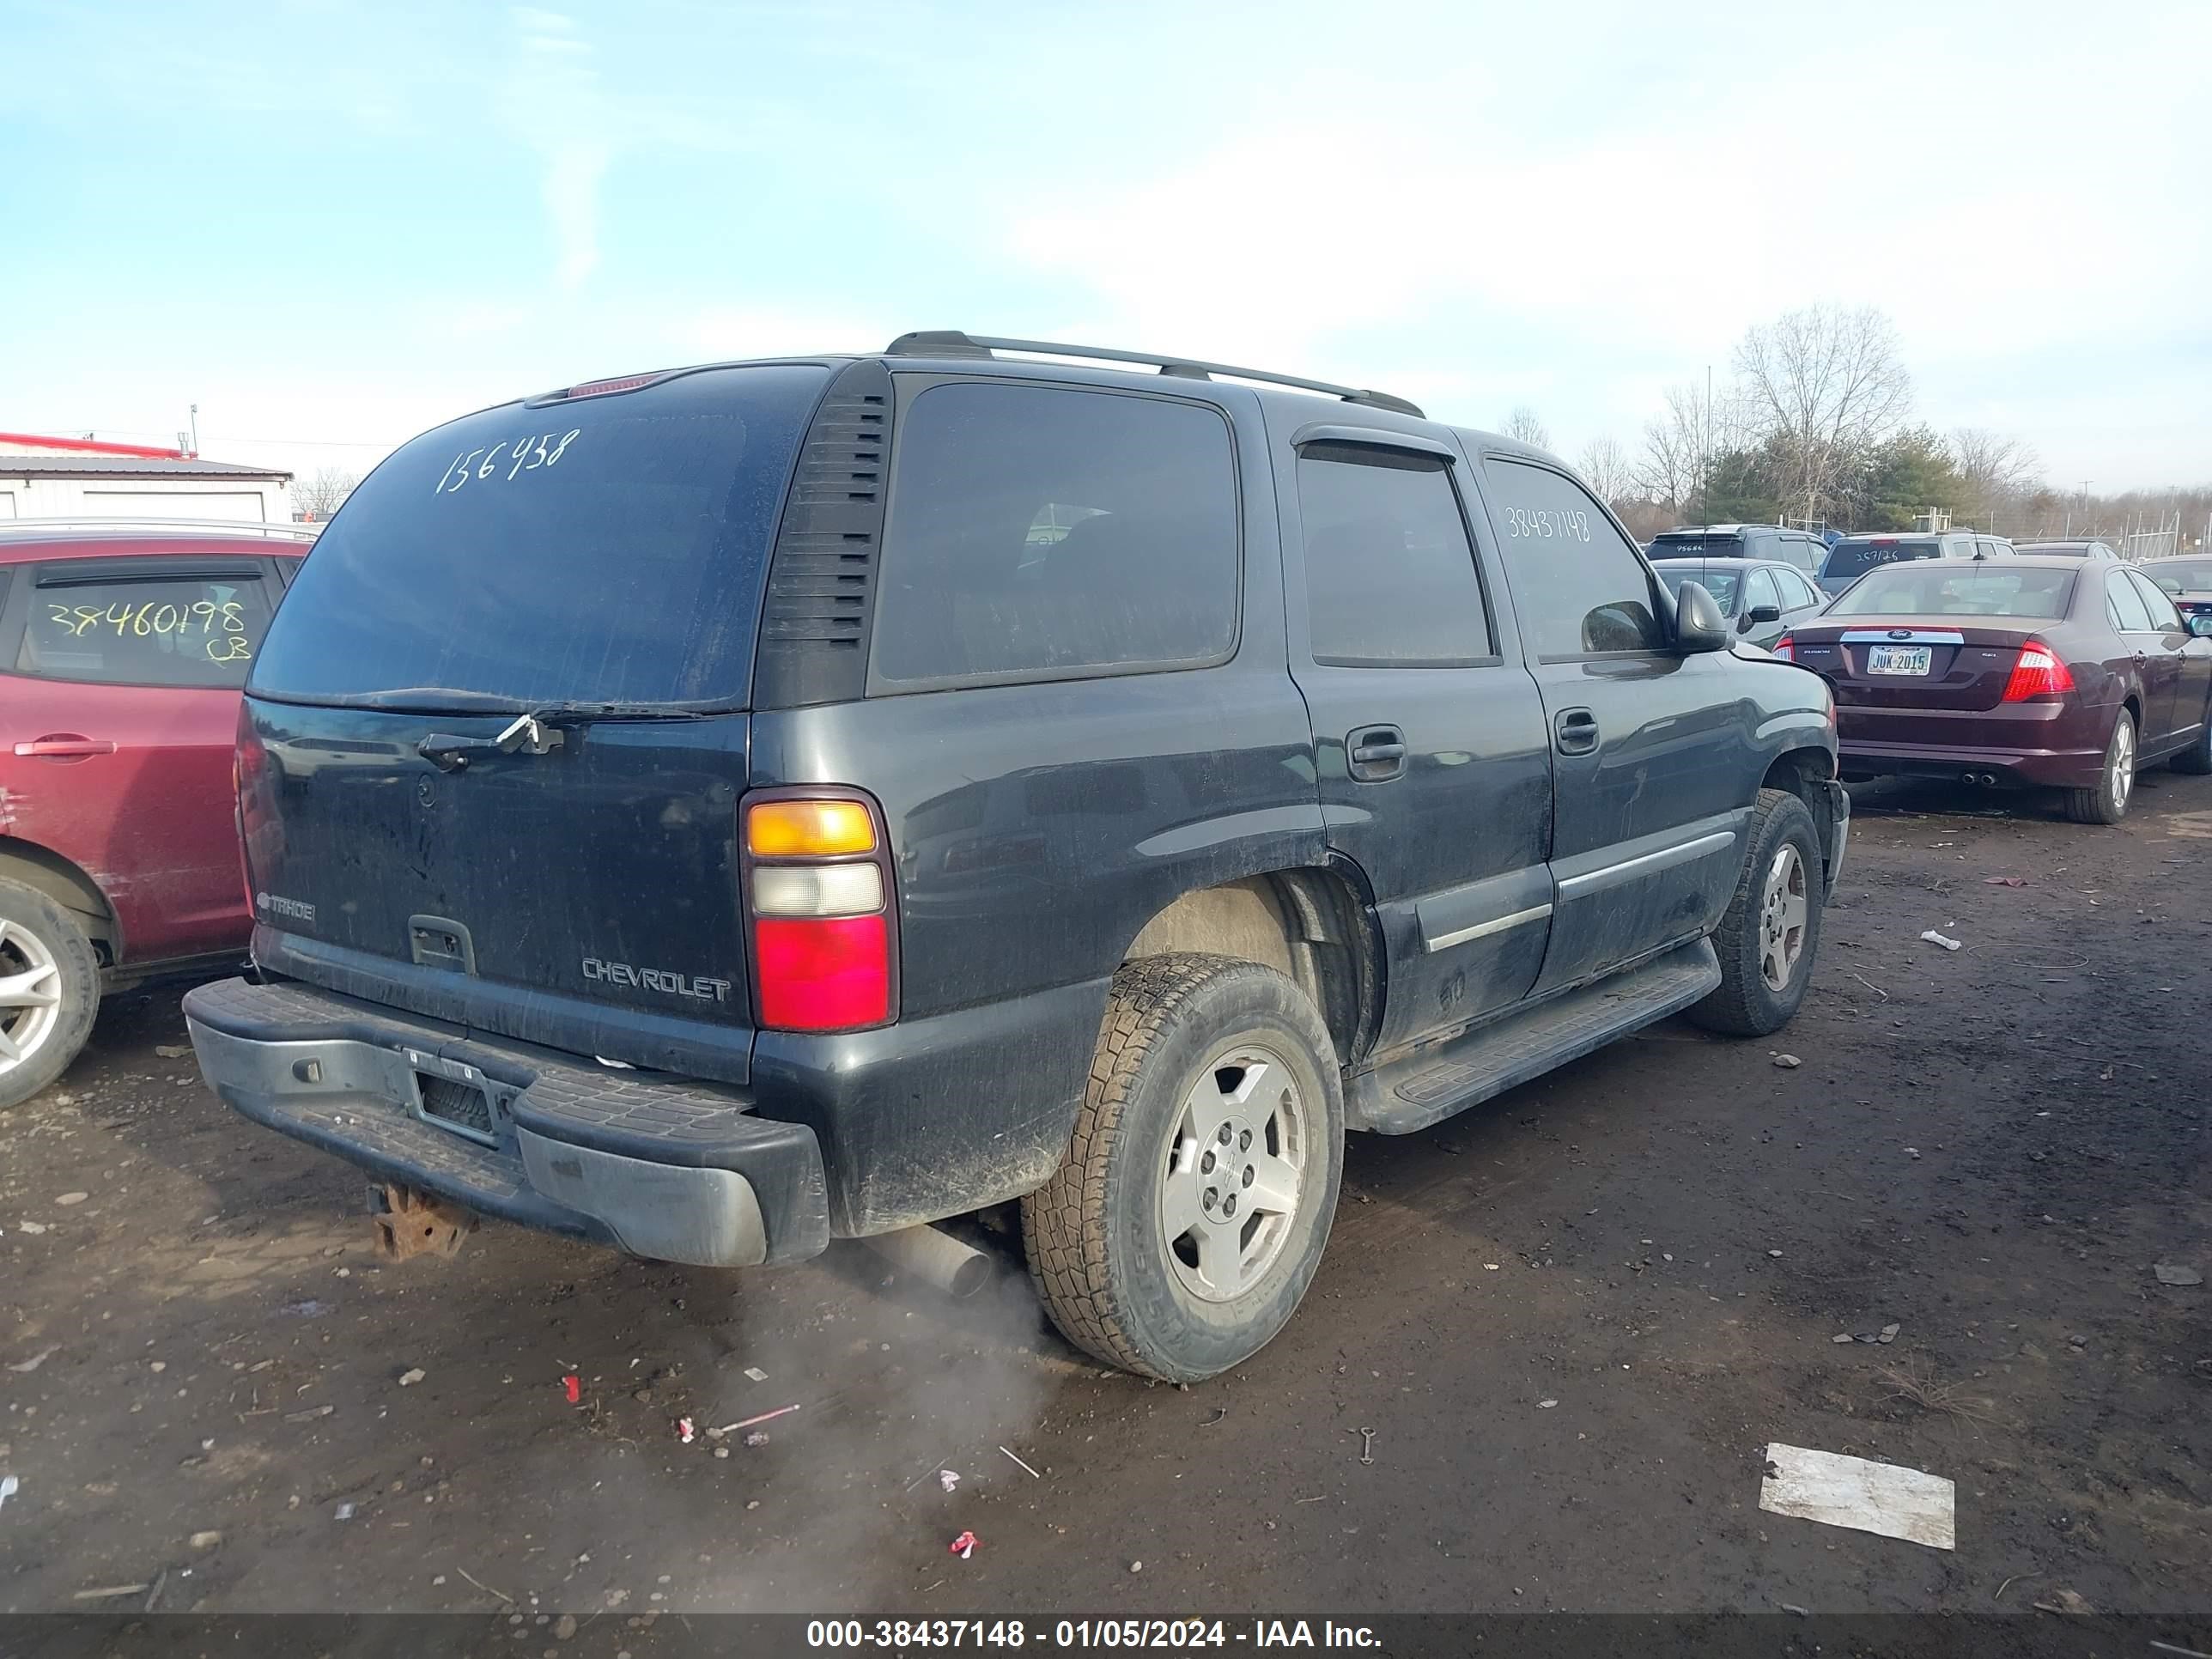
(1866, 645, 1932, 676)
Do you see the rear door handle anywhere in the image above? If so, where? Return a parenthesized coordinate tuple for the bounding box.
(1554, 708, 1599, 756)
(15, 734, 116, 760)
(1346, 725, 1407, 782)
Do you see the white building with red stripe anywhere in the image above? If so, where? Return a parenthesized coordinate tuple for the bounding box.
(0, 432, 291, 522)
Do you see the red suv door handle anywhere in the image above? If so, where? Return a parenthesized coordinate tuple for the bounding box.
(14, 734, 116, 761)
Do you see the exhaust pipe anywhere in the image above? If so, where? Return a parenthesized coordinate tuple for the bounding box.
(860, 1224, 994, 1299)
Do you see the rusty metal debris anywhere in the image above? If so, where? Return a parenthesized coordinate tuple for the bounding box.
(368, 1184, 476, 1261)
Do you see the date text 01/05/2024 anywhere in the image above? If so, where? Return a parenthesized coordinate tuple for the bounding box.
(803, 1619, 1383, 1649)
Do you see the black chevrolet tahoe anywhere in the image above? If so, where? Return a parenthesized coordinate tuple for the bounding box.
(187, 331, 1848, 1381)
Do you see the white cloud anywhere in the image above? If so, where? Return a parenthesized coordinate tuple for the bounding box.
(502, 8, 611, 290)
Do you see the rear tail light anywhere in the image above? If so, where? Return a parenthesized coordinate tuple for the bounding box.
(1771, 634, 1796, 662)
(2002, 637, 2075, 702)
(742, 791, 894, 1032)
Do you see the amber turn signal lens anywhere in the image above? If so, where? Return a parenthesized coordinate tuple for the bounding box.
(745, 799, 877, 857)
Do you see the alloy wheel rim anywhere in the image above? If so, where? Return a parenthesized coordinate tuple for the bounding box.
(0, 919, 64, 1076)
(1159, 1042, 1306, 1304)
(2111, 720, 2134, 812)
(1758, 843, 1809, 994)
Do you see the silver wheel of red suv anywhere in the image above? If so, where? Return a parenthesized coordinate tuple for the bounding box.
(0, 878, 102, 1110)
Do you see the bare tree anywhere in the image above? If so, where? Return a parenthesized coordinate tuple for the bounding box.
(1501, 406, 1551, 450)
(1634, 380, 1749, 520)
(1732, 305, 1913, 522)
(292, 466, 359, 521)
(1950, 428, 2043, 524)
(1576, 436, 1634, 507)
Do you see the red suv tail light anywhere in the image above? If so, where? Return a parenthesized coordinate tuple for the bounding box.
(2002, 637, 2075, 702)
(742, 792, 896, 1032)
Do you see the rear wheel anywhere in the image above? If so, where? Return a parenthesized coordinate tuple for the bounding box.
(1687, 788, 1823, 1038)
(0, 878, 101, 1111)
(2064, 709, 2136, 823)
(1023, 954, 1344, 1382)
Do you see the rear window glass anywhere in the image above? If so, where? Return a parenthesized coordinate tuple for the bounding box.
(250, 364, 829, 708)
(20, 562, 276, 686)
(870, 383, 1238, 687)
(1828, 565, 2075, 620)
(1655, 565, 1741, 611)
(1649, 535, 1743, 559)
(2148, 560, 2212, 593)
(1822, 538, 1942, 580)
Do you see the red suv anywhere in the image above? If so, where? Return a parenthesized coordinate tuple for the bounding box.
(0, 520, 312, 1107)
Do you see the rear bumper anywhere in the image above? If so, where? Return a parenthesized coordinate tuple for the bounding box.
(184, 977, 830, 1268)
(1836, 702, 2106, 788)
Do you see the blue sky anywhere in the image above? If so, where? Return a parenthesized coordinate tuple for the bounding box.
(3, 0, 2205, 491)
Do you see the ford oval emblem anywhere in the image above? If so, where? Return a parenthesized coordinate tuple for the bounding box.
(1887, 629, 1912, 640)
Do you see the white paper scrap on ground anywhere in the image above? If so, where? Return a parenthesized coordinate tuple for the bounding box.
(1759, 1443, 1955, 1550)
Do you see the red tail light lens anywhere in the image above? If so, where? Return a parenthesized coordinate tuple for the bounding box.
(1771, 634, 1796, 662)
(2002, 638, 2075, 702)
(742, 790, 896, 1033)
(754, 916, 890, 1030)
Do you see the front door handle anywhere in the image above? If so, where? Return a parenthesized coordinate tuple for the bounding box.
(1346, 725, 1407, 782)
(1554, 708, 1599, 757)
(15, 734, 116, 761)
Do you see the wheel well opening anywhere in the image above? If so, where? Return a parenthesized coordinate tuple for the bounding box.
(1762, 748, 1839, 883)
(0, 838, 118, 965)
(1122, 871, 1375, 1066)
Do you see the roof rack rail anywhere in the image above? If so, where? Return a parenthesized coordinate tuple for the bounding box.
(883, 331, 1424, 419)
(0, 517, 320, 542)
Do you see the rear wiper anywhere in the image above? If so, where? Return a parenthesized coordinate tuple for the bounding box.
(415, 703, 720, 771)
(419, 713, 566, 772)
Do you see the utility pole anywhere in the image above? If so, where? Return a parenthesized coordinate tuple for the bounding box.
(1702, 364, 1712, 524)
(189, 404, 200, 459)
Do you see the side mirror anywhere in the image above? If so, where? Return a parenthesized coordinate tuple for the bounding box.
(2191, 615, 2212, 640)
(1745, 604, 1783, 627)
(1674, 580, 1729, 653)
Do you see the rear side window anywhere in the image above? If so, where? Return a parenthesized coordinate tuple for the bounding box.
(870, 384, 1238, 687)
(2106, 571, 2154, 632)
(1486, 460, 1662, 658)
(1780, 569, 1823, 609)
(2129, 569, 2183, 631)
(252, 364, 829, 708)
(19, 562, 276, 687)
(1297, 445, 1491, 665)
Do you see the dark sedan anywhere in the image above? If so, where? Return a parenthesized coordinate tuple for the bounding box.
(1778, 557, 2212, 823)
(1650, 556, 1827, 649)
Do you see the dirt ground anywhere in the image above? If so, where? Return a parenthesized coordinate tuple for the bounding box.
(3, 774, 2208, 1619)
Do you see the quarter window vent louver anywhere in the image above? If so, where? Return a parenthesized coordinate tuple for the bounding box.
(755, 360, 894, 708)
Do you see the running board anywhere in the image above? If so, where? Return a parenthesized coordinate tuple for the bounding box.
(1349, 938, 1722, 1134)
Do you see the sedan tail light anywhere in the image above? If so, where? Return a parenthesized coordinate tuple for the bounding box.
(2001, 637, 2075, 702)
(1771, 634, 1796, 662)
(742, 792, 895, 1032)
